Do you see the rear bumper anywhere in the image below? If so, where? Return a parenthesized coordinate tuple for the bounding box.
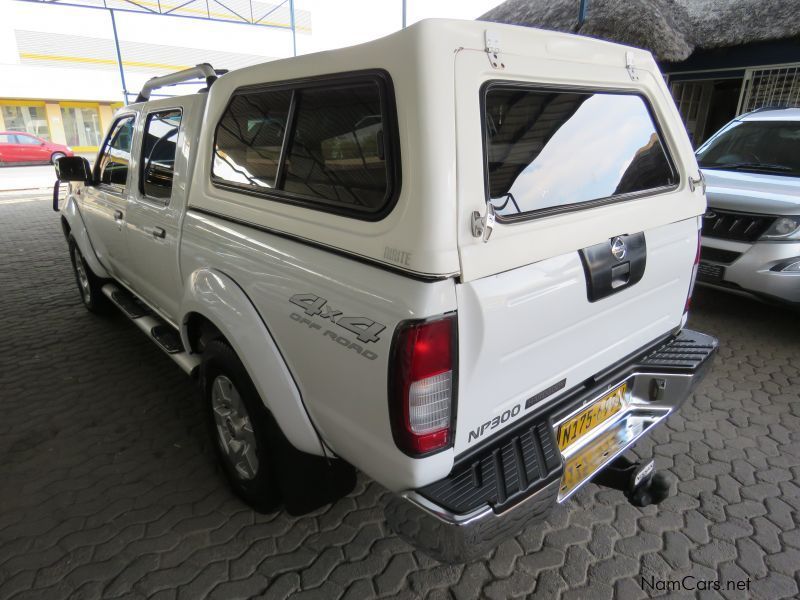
(384, 329, 717, 563)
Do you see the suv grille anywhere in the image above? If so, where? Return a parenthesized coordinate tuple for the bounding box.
(700, 247, 742, 264)
(702, 210, 775, 242)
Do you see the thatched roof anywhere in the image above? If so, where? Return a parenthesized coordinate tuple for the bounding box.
(480, 0, 800, 62)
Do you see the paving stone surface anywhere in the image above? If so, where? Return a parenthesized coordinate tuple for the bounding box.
(1, 197, 799, 599)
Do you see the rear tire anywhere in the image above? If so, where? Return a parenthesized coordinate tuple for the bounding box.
(201, 339, 281, 512)
(68, 236, 109, 314)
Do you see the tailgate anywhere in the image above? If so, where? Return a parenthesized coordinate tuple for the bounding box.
(452, 42, 705, 455)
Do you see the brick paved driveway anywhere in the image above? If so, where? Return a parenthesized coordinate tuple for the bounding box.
(1, 197, 799, 600)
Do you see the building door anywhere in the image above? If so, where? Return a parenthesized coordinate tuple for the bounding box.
(701, 80, 742, 141)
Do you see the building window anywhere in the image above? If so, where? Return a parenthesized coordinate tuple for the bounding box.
(740, 64, 800, 114)
(1, 103, 51, 140)
(61, 104, 102, 149)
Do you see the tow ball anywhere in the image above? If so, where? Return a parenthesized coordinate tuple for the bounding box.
(593, 455, 675, 507)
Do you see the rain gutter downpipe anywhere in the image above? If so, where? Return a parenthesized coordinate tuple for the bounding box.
(578, 0, 589, 27)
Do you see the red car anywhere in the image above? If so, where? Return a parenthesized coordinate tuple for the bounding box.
(0, 131, 74, 165)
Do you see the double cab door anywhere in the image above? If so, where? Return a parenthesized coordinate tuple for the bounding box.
(81, 96, 198, 323)
(81, 116, 136, 282)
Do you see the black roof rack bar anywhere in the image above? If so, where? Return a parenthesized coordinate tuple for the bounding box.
(136, 63, 218, 102)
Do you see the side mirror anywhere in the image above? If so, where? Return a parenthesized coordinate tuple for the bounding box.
(55, 155, 93, 184)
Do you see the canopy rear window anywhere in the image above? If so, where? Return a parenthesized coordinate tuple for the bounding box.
(484, 85, 677, 220)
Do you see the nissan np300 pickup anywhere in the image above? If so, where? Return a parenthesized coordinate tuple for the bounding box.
(53, 19, 717, 562)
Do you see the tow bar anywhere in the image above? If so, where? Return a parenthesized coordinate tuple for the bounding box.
(593, 455, 674, 507)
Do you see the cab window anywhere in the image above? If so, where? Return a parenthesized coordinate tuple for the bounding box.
(140, 109, 182, 201)
(97, 116, 135, 188)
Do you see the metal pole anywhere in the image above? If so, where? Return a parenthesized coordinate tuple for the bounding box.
(402, 0, 406, 28)
(578, 0, 588, 27)
(109, 9, 129, 104)
(289, 0, 296, 56)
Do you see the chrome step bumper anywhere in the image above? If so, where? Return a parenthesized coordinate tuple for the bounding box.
(385, 329, 717, 563)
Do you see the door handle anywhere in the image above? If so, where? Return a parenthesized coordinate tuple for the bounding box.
(113, 209, 123, 220)
(151, 227, 166, 239)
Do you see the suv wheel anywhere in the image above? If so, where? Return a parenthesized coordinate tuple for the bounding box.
(201, 340, 280, 512)
(68, 236, 109, 313)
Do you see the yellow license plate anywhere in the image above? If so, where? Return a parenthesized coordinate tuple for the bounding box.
(557, 383, 626, 451)
(560, 428, 623, 498)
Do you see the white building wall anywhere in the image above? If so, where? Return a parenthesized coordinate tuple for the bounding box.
(0, 0, 296, 103)
(0, 0, 499, 146)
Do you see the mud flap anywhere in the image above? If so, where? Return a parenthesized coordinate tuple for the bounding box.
(267, 420, 357, 515)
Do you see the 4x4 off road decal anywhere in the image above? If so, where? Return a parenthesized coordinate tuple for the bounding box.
(289, 293, 385, 361)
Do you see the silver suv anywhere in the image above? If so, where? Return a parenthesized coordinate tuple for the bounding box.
(696, 107, 800, 306)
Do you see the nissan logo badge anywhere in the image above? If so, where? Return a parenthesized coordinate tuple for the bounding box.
(611, 237, 627, 261)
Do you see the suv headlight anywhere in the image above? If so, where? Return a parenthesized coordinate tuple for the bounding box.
(760, 216, 800, 240)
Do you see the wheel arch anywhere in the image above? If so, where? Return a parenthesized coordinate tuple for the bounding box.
(61, 194, 110, 279)
(180, 268, 325, 457)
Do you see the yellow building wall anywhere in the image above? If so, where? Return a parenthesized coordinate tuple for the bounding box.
(45, 102, 67, 146)
(98, 104, 115, 138)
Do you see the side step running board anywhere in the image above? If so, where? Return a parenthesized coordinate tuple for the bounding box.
(102, 283, 201, 376)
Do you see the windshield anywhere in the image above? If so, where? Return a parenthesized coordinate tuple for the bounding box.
(696, 119, 800, 177)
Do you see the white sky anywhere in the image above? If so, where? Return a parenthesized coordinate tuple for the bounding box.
(298, 0, 504, 54)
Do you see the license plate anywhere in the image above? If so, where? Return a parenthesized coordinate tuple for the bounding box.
(697, 261, 725, 282)
(560, 427, 623, 499)
(557, 383, 626, 451)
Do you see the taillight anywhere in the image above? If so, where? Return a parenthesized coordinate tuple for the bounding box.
(389, 314, 457, 457)
(685, 228, 702, 313)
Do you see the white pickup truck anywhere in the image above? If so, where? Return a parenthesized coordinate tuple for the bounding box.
(54, 19, 717, 562)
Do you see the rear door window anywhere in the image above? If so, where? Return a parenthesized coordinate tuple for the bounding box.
(484, 86, 676, 220)
(212, 72, 398, 219)
(15, 134, 40, 145)
(140, 109, 182, 201)
(97, 116, 135, 189)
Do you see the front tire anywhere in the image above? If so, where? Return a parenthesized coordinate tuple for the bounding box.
(68, 236, 109, 313)
(51, 152, 66, 164)
(201, 340, 280, 512)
